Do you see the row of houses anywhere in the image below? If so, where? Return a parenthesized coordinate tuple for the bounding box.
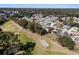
(0, 10, 19, 16)
(60, 25, 79, 43)
(34, 14, 59, 33)
(22, 14, 59, 33)
(32, 14, 79, 43)
(22, 13, 79, 43)
(61, 16, 79, 24)
(73, 17, 79, 24)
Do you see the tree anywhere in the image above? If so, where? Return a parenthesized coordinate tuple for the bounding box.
(40, 28, 47, 35)
(0, 28, 2, 32)
(66, 17, 74, 26)
(58, 36, 75, 50)
(58, 17, 63, 22)
(0, 19, 7, 25)
(0, 31, 36, 55)
(20, 42, 36, 55)
(15, 19, 48, 35)
(71, 23, 79, 28)
(0, 32, 20, 55)
(15, 19, 28, 29)
(3, 44, 20, 55)
(34, 23, 42, 34)
(25, 42, 36, 55)
(27, 21, 36, 33)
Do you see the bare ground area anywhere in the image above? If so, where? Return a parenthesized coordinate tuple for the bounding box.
(2, 20, 79, 55)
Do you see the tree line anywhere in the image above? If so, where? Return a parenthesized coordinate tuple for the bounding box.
(14, 19, 48, 35)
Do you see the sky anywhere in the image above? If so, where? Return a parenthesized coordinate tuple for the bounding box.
(0, 4, 79, 8)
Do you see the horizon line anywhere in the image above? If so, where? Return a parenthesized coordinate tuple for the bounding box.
(0, 4, 79, 8)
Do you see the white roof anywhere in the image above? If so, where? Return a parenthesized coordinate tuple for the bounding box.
(67, 17, 70, 19)
(22, 16, 28, 19)
(71, 27, 79, 31)
(73, 17, 78, 20)
(61, 17, 66, 21)
(67, 27, 79, 36)
(62, 25, 70, 29)
(70, 36, 79, 42)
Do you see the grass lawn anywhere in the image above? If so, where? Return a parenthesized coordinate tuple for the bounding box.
(33, 45, 67, 55)
(2, 20, 35, 43)
(19, 32, 34, 43)
(33, 49, 67, 55)
(2, 20, 68, 55)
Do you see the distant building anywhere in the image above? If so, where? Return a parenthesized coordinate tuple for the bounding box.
(70, 36, 79, 43)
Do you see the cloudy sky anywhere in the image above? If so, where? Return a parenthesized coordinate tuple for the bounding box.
(0, 4, 79, 8)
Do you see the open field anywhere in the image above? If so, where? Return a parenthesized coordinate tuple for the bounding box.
(2, 20, 79, 55)
(2, 20, 35, 43)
